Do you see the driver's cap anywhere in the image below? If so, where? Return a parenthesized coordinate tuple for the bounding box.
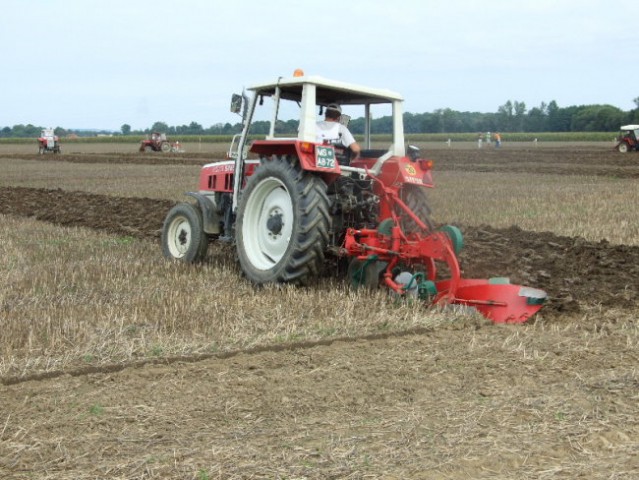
(326, 103, 342, 114)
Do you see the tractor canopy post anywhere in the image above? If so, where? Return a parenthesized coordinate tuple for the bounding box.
(232, 92, 258, 211)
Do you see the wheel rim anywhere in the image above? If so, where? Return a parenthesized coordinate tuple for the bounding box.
(242, 177, 294, 270)
(166, 215, 192, 258)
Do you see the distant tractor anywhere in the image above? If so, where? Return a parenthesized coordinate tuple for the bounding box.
(615, 124, 639, 153)
(140, 132, 172, 152)
(37, 128, 61, 154)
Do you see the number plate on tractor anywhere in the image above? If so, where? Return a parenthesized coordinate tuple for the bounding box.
(316, 146, 336, 169)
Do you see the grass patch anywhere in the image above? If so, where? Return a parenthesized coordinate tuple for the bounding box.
(0, 216, 460, 378)
(89, 404, 105, 416)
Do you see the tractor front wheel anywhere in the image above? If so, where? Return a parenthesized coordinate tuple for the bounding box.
(236, 156, 330, 284)
(161, 202, 209, 263)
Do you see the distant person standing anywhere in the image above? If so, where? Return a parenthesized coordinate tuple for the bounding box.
(477, 132, 484, 149)
(494, 132, 502, 148)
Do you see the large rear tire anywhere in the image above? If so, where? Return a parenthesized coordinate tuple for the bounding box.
(236, 156, 330, 284)
(161, 203, 209, 263)
(399, 184, 434, 233)
(161, 142, 171, 153)
(617, 142, 629, 153)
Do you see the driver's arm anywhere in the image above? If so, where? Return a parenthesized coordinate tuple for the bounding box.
(341, 125, 360, 160)
(349, 141, 361, 160)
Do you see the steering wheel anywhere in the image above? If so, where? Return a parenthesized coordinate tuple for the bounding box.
(330, 142, 352, 166)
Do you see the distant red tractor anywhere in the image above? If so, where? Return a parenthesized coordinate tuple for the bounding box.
(140, 132, 172, 152)
(37, 128, 61, 154)
(614, 125, 639, 153)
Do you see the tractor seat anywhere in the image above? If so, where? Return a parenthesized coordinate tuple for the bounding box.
(333, 146, 352, 166)
(359, 149, 388, 159)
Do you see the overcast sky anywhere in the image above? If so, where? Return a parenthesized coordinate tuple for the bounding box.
(1, 0, 636, 131)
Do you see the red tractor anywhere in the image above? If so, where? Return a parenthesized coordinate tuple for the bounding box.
(614, 124, 639, 153)
(37, 128, 61, 154)
(140, 132, 172, 152)
(161, 73, 547, 323)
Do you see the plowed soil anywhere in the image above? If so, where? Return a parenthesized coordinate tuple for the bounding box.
(1, 145, 638, 479)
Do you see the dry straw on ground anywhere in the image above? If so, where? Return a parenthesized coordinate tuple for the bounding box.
(1, 144, 638, 479)
(0, 216, 470, 378)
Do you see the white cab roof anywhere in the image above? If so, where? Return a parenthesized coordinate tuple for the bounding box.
(248, 75, 403, 105)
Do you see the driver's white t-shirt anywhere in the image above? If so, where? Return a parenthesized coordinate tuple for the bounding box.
(316, 121, 356, 147)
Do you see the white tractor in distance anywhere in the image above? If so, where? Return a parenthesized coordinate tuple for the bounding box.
(37, 128, 61, 154)
(614, 124, 639, 153)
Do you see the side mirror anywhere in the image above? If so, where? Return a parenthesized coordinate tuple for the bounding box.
(230, 94, 243, 114)
(407, 144, 420, 162)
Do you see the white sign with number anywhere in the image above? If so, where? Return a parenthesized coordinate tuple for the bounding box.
(316, 146, 336, 169)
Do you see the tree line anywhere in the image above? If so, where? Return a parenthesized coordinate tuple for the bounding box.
(2, 98, 638, 138)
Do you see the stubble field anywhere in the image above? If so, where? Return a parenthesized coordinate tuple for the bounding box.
(1, 141, 638, 479)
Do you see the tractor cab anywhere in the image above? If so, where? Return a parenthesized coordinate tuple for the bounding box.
(227, 72, 412, 208)
(615, 124, 639, 153)
(151, 132, 167, 142)
(37, 128, 61, 154)
(40, 128, 57, 147)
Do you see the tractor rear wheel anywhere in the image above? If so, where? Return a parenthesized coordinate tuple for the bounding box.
(161, 202, 209, 263)
(161, 142, 171, 153)
(236, 156, 330, 284)
(399, 184, 434, 233)
(618, 142, 629, 153)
